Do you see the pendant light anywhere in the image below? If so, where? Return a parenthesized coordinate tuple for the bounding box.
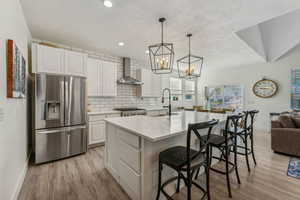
(177, 33, 203, 79)
(148, 18, 174, 74)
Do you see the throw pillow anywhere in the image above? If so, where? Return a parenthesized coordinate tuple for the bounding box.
(292, 117, 300, 128)
(279, 115, 296, 128)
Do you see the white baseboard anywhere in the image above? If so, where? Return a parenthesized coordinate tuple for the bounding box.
(11, 152, 31, 200)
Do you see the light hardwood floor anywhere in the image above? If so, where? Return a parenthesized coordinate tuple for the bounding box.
(18, 132, 300, 200)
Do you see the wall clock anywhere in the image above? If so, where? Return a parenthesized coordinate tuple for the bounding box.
(252, 78, 278, 98)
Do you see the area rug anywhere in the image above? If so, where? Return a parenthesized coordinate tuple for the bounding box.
(287, 157, 300, 179)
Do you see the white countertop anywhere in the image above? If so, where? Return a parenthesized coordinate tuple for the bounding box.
(105, 111, 227, 142)
(87, 110, 121, 115)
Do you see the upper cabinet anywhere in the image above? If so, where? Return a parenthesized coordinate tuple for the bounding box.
(101, 60, 117, 97)
(170, 77, 182, 91)
(185, 80, 195, 93)
(152, 73, 162, 97)
(86, 57, 117, 97)
(86, 58, 99, 96)
(136, 69, 161, 97)
(32, 43, 87, 77)
(65, 50, 87, 76)
(33, 44, 65, 74)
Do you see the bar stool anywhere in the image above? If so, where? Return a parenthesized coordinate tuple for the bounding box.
(156, 119, 219, 200)
(201, 114, 244, 198)
(236, 110, 259, 172)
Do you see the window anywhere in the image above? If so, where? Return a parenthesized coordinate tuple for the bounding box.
(169, 77, 182, 107)
(168, 78, 196, 108)
(291, 69, 300, 110)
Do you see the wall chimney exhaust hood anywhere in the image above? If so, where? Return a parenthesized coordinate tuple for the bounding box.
(117, 57, 143, 85)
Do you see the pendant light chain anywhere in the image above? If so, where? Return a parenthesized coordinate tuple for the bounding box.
(161, 20, 164, 60)
(188, 34, 191, 73)
(161, 20, 164, 44)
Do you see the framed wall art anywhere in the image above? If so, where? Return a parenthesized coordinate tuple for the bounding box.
(7, 39, 26, 98)
(205, 85, 244, 110)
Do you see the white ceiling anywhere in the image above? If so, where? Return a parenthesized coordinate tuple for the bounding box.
(237, 10, 300, 62)
(20, 0, 300, 69)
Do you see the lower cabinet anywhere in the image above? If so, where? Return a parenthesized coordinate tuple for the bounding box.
(89, 121, 105, 145)
(119, 160, 141, 200)
(105, 124, 142, 200)
(88, 113, 120, 146)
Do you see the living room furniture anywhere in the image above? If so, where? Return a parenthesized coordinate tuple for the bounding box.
(271, 115, 300, 157)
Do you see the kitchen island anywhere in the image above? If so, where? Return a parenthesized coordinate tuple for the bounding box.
(104, 111, 227, 200)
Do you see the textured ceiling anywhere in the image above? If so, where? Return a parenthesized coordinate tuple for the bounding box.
(20, 0, 300, 69)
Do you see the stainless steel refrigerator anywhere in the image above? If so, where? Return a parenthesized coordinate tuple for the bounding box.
(33, 74, 87, 164)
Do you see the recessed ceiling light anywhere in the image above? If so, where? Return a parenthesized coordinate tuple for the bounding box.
(118, 42, 124, 46)
(103, 0, 112, 8)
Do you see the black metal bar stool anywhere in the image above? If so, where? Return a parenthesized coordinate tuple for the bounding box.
(235, 110, 259, 172)
(201, 114, 244, 198)
(156, 119, 219, 200)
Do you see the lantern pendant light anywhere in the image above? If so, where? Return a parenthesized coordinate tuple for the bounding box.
(148, 18, 174, 74)
(177, 33, 203, 79)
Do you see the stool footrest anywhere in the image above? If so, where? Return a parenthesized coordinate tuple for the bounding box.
(159, 173, 208, 200)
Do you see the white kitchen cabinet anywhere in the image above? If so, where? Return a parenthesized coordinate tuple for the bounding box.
(170, 77, 182, 91)
(88, 113, 121, 146)
(105, 125, 141, 200)
(140, 69, 152, 97)
(119, 160, 141, 200)
(65, 50, 87, 76)
(161, 74, 170, 90)
(185, 80, 195, 93)
(32, 43, 65, 74)
(89, 121, 105, 145)
(152, 74, 162, 97)
(87, 58, 99, 96)
(32, 43, 87, 76)
(101, 61, 117, 96)
(87, 58, 117, 97)
(106, 124, 120, 181)
(137, 69, 161, 97)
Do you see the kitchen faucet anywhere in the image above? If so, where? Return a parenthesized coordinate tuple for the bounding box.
(162, 88, 171, 116)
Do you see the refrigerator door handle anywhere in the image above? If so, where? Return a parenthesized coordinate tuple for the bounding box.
(65, 78, 70, 125)
(60, 79, 65, 125)
(36, 128, 66, 134)
(66, 133, 70, 155)
(66, 125, 86, 131)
